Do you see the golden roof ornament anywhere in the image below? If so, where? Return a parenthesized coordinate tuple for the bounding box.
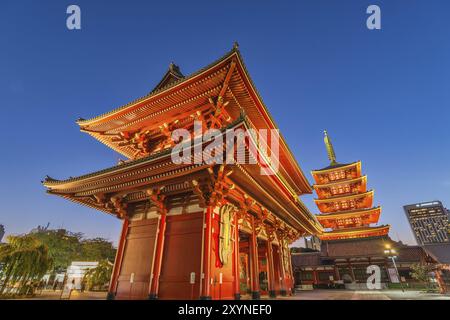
(324, 130, 337, 166)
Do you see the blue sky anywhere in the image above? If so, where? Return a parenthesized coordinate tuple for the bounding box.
(1, 0, 449, 245)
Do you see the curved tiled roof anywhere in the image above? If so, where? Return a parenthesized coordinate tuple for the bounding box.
(76, 47, 238, 127)
(312, 161, 361, 174)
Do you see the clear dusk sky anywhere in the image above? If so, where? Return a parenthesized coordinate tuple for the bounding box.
(1, 0, 449, 245)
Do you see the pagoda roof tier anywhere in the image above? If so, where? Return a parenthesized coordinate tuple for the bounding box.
(313, 175, 367, 190)
(313, 175, 367, 200)
(314, 189, 374, 204)
(43, 119, 322, 236)
(311, 161, 361, 184)
(314, 190, 374, 214)
(316, 206, 381, 229)
(74, 45, 311, 196)
(319, 225, 390, 241)
(311, 161, 361, 175)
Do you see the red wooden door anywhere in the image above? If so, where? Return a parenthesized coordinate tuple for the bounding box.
(115, 219, 158, 299)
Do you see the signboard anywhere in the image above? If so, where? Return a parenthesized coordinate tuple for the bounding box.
(60, 285, 72, 300)
(190, 272, 196, 285)
(388, 268, 399, 283)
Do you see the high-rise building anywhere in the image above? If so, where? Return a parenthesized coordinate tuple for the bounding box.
(0, 224, 5, 242)
(304, 236, 321, 251)
(404, 201, 450, 245)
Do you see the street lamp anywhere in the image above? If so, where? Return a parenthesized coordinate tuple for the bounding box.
(384, 245, 404, 292)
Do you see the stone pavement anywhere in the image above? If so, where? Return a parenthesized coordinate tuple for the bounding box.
(9, 289, 450, 300)
(280, 289, 450, 300)
(21, 290, 107, 300)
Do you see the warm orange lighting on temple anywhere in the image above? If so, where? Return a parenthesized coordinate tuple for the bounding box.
(42, 45, 323, 300)
(311, 131, 390, 241)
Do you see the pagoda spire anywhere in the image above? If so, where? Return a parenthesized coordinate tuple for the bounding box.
(323, 130, 337, 166)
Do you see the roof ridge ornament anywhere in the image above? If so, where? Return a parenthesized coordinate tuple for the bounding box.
(324, 130, 337, 166)
(168, 62, 182, 76)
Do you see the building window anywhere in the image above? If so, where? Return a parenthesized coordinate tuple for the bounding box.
(331, 186, 337, 195)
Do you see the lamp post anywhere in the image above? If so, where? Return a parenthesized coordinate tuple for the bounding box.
(384, 246, 404, 292)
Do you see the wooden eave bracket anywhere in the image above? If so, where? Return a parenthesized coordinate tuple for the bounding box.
(146, 186, 167, 215)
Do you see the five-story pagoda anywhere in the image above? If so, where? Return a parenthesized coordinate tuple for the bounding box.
(312, 131, 390, 241)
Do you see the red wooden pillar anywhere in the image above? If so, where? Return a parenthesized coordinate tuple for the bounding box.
(200, 206, 213, 299)
(107, 218, 129, 300)
(312, 269, 318, 285)
(233, 214, 241, 300)
(266, 240, 276, 298)
(148, 213, 167, 299)
(435, 269, 448, 294)
(250, 216, 260, 299)
(286, 245, 294, 295)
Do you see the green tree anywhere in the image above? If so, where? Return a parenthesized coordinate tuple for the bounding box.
(410, 263, 433, 288)
(32, 229, 83, 271)
(32, 229, 116, 271)
(0, 235, 52, 296)
(83, 260, 113, 291)
(80, 238, 116, 262)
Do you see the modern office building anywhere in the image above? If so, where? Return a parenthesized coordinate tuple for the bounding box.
(404, 201, 450, 245)
(304, 236, 321, 251)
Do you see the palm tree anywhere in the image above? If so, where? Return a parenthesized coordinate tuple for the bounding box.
(0, 235, 52, 296)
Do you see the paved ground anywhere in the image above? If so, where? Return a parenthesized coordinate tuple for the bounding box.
(281, 289, 450, 300)
(21, 290, 107, 300)
(10, 289, 450, 300)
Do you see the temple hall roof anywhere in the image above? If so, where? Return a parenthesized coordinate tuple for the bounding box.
(70, 44, 312, 195)
(291, 252, 322, 267)
(151, 63, 185, 93)
(423, 243, 450, 264)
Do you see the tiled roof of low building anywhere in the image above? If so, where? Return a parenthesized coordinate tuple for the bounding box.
(422, 244, 450, 264)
